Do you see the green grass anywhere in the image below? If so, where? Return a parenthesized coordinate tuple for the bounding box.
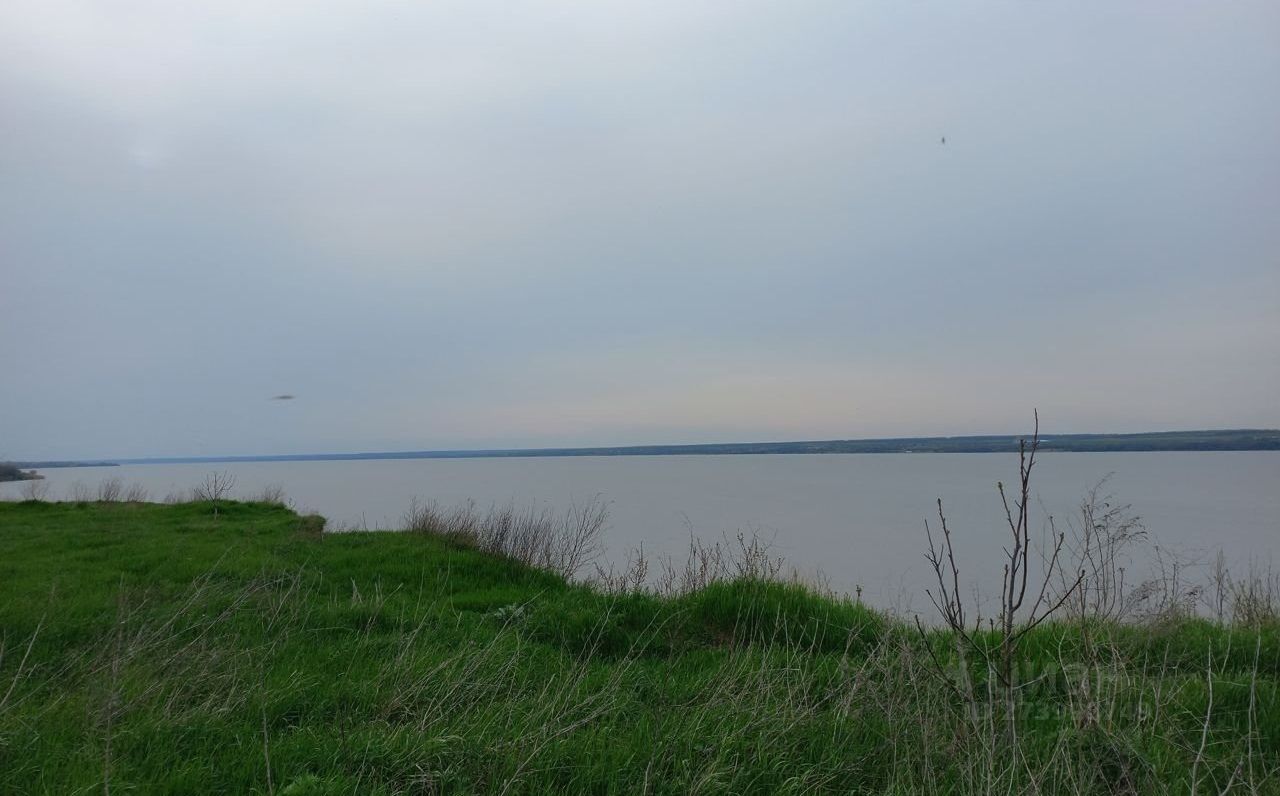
(1, 500, 1277, 794)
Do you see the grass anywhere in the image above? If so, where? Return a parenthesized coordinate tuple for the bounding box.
(1, 499, 1277, 794)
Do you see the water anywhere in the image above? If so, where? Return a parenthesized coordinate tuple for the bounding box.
(5, 452, 1277, 610)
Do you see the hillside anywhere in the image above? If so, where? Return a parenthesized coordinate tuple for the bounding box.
(1, 500, 1276, 794)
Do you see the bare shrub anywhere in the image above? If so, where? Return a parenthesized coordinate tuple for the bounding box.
(594, 527, 786, 597)
(161, 489, 190, 504)
(404, 495, 608, 578)
(555, 496, 609, 578)
(1061, 476, 1146, 623)
(657, 529, 786, 596)
(475, 503, 556, 567)
(1228, 560, 1278, 627)
(592, 544, 651, 594)
(1128, 544, 1202, 623)
(475, 498, 607, 578)
(97, 478, 124, 502)
(20, 478, 50, 501)
(403, 498, 479, 539)
(252, 484, 288, 506)
(1193, 553, 1278, 626)
(69, 481, 94, 502)
(123, 483, 149, 503)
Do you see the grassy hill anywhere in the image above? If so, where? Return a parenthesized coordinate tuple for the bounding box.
(1, 500, 1276, 794)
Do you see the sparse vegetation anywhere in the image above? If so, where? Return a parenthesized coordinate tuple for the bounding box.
(97, 477, 124, 502)
(1, 483, 1276, 793)
(252, 483, 289, 507)
(19, 477, 49, 501)
(401, 495, 607, 578)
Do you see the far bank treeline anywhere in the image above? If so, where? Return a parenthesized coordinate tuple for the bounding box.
(0, 463, 40, 483)
(6, 430, 1278, 472)
(81, 428, 1280, 467)
(529, 429, 1280, 456)
(686, 428, 1280, 455)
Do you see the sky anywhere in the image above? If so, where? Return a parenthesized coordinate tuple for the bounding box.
(2, 2, 1278, 459)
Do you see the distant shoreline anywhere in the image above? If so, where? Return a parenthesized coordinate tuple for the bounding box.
(14, 428, 1279, 468)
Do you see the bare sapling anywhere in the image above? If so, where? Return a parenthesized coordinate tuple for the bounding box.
(918, 411, 1084, 740)
(193, 471, 236, 518)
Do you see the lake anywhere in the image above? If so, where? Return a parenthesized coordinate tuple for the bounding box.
(5, 452, 1278, 612)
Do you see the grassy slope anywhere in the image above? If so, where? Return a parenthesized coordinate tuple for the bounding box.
(0, 501, 1276, 794)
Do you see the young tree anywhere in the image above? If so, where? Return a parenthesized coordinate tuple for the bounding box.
(193, 471, 236, 518)
(919, 411, 1083, 741)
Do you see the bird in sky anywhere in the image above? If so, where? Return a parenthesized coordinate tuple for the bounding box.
(940, 136, 946, 145)
(270, 394, 295, 401)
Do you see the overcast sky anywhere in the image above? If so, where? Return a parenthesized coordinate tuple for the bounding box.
(2, 2, 1278, 459)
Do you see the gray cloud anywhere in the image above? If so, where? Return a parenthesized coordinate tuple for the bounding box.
(2, 2, 1277, 458)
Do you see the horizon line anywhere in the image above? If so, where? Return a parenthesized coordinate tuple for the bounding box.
(15, 427, 1280, 466)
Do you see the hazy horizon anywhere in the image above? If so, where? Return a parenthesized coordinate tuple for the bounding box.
(3, 2, 1278, 460)
(10, 426, 1277, 464)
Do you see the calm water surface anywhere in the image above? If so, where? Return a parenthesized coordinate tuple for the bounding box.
(6, 453, 1278, 610)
